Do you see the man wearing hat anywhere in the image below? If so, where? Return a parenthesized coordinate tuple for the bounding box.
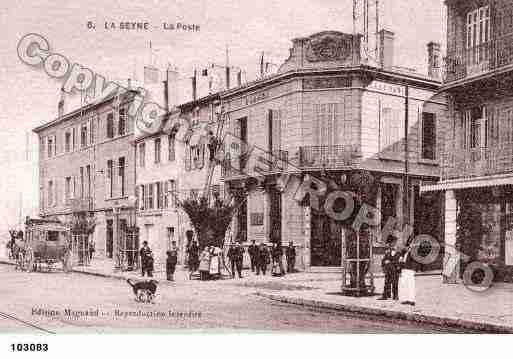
(378, 234, 401, 300)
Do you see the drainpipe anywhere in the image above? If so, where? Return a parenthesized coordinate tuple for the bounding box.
(404, 84, 410, 231)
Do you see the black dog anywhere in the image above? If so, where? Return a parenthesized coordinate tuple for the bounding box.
(126, 279, 158, 303)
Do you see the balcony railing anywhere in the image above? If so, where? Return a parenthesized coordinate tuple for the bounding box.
(66, 197, 93, 212)
(441, 144, 513, 180)
(222, 150, 289, 178)
(445, 33, 513, 83)
(299, 145, 359, 168)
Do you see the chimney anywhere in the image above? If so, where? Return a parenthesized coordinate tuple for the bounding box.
(192, 69, 197, 101)
(165, 67, 179, 111)
(427, 42, 441, 80)
(379, 29, 395, 69)
(237, 70, 242, 87)
(225, 66, 230, 90)
(57, 88, 65, 118)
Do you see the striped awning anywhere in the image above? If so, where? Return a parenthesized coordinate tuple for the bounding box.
(420, 174, 513, 193)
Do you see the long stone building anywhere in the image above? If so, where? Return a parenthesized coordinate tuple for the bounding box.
(33, 89, 138, 265)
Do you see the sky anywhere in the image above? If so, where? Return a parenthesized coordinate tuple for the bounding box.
(0, 0, 446, 234)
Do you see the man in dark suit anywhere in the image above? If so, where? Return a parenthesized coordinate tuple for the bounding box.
(248, 240, 258, 272)
(139, 241, 153, 277)
(227, 242, 244, 278)
(378, 235, 401, 300)
(256, 243, 270, 275)
(285, 241, 296, 273)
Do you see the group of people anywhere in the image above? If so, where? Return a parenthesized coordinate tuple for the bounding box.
(138, 238, 298, 282)
(379, 235, 419, 306)
(198, 245, 223, 280)
(247, 240, 296, 277)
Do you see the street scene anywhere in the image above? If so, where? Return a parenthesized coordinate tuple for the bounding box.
(2, 0, 513, 337)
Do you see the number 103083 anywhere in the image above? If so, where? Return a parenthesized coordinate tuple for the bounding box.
(10, 343, 48, 352)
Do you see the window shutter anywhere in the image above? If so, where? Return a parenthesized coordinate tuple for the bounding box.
(54, 179, 58, 206)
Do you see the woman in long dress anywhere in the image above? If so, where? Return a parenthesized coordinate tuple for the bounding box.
(199, 247, 211, 281)
(399, 245, 418, 306)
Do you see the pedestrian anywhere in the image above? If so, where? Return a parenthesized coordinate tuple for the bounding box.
(271, 242, 285, 277)
(209, 246, 222, 279)
(187, 240, 200, 279)
(256, 243, 270, 275)
(378, 235, 401, 301)
(199, 247, 211, 281)
(399, 242, 419, 306)
(285, 241, 296, 273)
(166, 241, 178, 281)
(139, 241, 153, 277)
(248, 239, 258, 272)
(228, 242, 244, 278)
(89, 239, 95, 261)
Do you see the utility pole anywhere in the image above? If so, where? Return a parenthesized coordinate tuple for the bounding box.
(404, 84, 410, 230)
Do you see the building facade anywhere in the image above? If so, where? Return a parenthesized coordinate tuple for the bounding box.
(422, 0, 513, 282)
(33, 90, 138, 265)
(135, 94, 224, 270)
(221, 30, 448, 271)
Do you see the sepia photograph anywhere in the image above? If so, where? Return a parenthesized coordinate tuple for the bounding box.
(1, 0, 512, 350)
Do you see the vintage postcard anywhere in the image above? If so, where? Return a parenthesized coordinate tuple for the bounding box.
(1, 0, 512, 345)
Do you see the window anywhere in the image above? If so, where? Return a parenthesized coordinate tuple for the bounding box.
(467, 6, 490, 50)
(165, 180, 177, 208)
(65, 132, 71, 153)
(65, 177, 71, 203)
(118, 157, 126, 197)
(380, 106, 404, 153)
(107, 113, 114, 139)
(140, 185, 146, 210)
(168, 134, 175, 161)
(156, 182, 163, 209)
(107, 160, 114, 198)
(118, 108, 126, 136)
(80, 167, 84, 199)
(154, 138, 161, 163)
(90, 117, 95, 144)
(81, 125, 87, 148)
(86, 165, 91, 198)
(72, 128, 76, 150)
(148, 183, 154, 209)
(47, 137, 53, 158)
(421, 113, 436, 160)
(48, 180, 54, 207)
(466, 6, 490, 65)
(461, 106, 487, 150)
(139, 143, 146, 168)
(268, 109, 282, 153)
(191, 145, 204, 169)
(314, 104, 338, 147)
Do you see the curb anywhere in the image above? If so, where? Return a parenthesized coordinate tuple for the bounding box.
(255, 292, 513, 333)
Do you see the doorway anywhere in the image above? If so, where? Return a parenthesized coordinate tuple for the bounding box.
(106, 219, 113, 258)
(269, 188, 281, 244)
(310, 209, 342, 266)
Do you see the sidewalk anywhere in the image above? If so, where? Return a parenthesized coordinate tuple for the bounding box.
(255, 275, 513, 333)
(2, 256, 511, 332)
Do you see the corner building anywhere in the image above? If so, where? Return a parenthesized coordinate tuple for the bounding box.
(221, 31, 448, 271)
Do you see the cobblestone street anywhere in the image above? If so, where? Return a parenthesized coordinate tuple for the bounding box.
(0, 264, 477, 334)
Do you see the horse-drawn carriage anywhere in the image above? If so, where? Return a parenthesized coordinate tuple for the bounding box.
(13, 218, 72, 272)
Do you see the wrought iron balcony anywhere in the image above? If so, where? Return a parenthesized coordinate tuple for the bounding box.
(445, 33, 513, 84)
(299, 145, 360, 168)
(222, 150, 289, 178)
(441, 144, 513, 180)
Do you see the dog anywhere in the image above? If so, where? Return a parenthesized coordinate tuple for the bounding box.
(126, 279, 158, 303)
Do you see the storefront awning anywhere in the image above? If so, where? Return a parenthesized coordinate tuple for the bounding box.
(420, 174, 513, 193)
